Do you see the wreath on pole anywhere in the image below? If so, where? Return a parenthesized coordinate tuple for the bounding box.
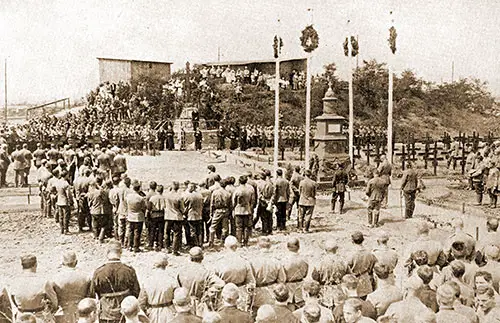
(388, 26, 397, 54)
(273, 35, 284, 58)
(300, 25, 319, 52)
(343, 36, 359, 57)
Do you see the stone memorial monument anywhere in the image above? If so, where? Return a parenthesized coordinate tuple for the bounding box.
(313, 84, 349, 180)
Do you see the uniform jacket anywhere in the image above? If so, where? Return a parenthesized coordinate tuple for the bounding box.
(148, 193, 166, 218)
(113, 154, 127, 173)
(274, 177, 290, 203)
(332, 169, 349, 192)
(165, 190, 184, 221)
(366, 177, 386, 202)
(55, 179, 73, 207)
(170, 312, 202, 323)
(366, 282, 402, 316)
(138, 270, 178, 323)
(11, 150, 26, 170)
(377, 161, 392, 185)
(290, 172, 304, 195)
(347, 247, 377, 297)
(52, 267, 91, 323)
(311, 255, 347, 286)
(298, 177, 317, 206)
(88, 187, 106, 215)
(183, 191, 203, 221)
(125, 191, 146, 222)
(176, 262, 225, 300)
(10, 272, 58, 314)
(89, 260, 140, 321)
(210, 187, 231, 212)
(232, 184, 255, 215)
(215, 253, 256, 286)
(218, 306, 252, 323)
(401, 168, 419, 192)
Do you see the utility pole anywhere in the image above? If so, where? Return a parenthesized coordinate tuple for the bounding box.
(4, 59, 7, 125)
(348, 23, 354, 165)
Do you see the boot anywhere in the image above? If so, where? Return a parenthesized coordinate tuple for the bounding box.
(331, 201, 336, 213)
(208, 232, 216, 247)
(367, 212, 373, 227)
(339, 201, 344, 214)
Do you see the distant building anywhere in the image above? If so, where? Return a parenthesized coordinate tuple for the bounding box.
(202, 58, 306, 76)
(97, 57, 172, 86)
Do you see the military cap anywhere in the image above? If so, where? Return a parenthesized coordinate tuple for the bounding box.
(153, 254, 169, 268)
(120, 296, 139, 316)
(287, 237, 300, 251)
(351, 231, 364, 244)
(207, 165, 216, 172)
(302, 279, 321, 296)
(224, 236, 238, 249)
(377, 232, 390, 243)
(107, 240, 122, 253)
(221, 283, 239, 301)
(62, 251, 77, 266)
(264, 169, 271, 177)
(303, 303, 321, 322)
(189, 247, 204, 260)
(324, 240, 338, 252)
(484, 245, 500, 260)
(173, 287, 190, 306)
(258, 237, 271, 249)
(20, 254, 37, 268)
(256, 304, 277, 322)
(304, 169, 312, 177)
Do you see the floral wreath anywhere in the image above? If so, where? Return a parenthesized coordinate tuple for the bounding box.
(300, 25, 319, 53)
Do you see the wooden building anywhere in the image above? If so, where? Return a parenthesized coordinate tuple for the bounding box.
(97, 57, 172, 85)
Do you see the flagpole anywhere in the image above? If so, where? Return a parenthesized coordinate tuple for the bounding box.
(347, 32, 354, 166)
(4, 59, 7, 125)
(305, 53, 311, 167)
(387, 12, 396, 163)
(274, 57, 280, 174)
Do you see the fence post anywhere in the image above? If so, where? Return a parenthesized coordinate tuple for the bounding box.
(402, 144, 406, 171)
(433, 141, 438, 176)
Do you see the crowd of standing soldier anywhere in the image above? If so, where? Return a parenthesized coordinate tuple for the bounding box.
(5, 214, 500, 323)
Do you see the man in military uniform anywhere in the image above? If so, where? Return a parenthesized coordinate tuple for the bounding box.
(165, 181, 184, 256)
(55, 170, 74, 234)
(52, 251, 91, 323)
(288, 166, 303, 220)
(89, 241, 140, 323)
(10, 254, 58, 322)
(125, 180, 146, 252)
(209, 179, 231, 246)
(147, 184, 166, 251)
(298, 169, 317, 233)
(217, 283, 252, 323)
(366, 263, 402, 318)
(21, 143, 33, 186)
(11, 144, 26, 188)
(138, 254, 178, 323)
(194, 129, 203, 151)
(273, 169, 289, 231)
(233, 175, 255, 246)
(112, 148, 127, 178)
(198, 181, 212, 244)
(116, 176, 131, 246)
(365, 170, 386, 227)
(171, 288, 202, 323)
(38, 159, 53, 218)
(215, 236, 256, 309)
(435, 284, 470, 323)
(401, 161, 419, 218)
(372, 233, 398, 277)
(0, 144, 10, 187)
(88, 179, 107, 242)
(33, 143, 46, 170)
(271, 284, 300, 323)
(377, 155, 392, 208)
(76, 298, 98, 323)
(250, 237, 286, 313)
(347, 232, 377, 299)
(444, 218, 476, 262)
(183, 182, 204, 247)
(311, 240, 347, 310)
(282, 238, 309, 308)
(405, 221, 446, 272)
(332, 163, 349, 214)
(255, 170, 274, 235)
(176, 247, 225, 315)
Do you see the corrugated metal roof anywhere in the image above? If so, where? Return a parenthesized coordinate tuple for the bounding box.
(97, 57, 173, 64)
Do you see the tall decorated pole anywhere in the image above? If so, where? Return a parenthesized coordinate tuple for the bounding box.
(343, 22, 359, 166)
(300, 12, 319, 168)
(387, 11, 397, 162)
(273, 21, 283, 175)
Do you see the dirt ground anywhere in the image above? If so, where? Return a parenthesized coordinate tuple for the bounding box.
(0, 150, 496, 290)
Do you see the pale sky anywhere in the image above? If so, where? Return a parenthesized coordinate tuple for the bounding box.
(1, 0, 499, 104)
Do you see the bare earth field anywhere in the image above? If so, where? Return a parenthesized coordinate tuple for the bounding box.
(0, 151, 495, 290)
